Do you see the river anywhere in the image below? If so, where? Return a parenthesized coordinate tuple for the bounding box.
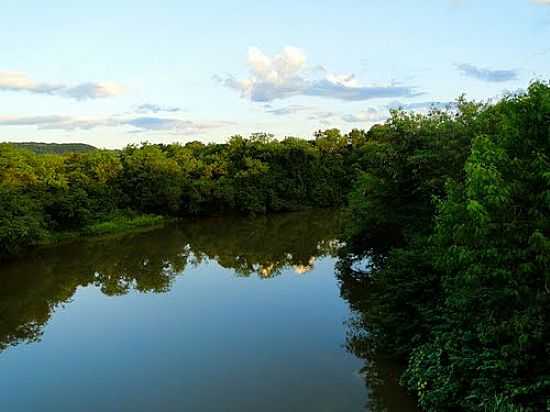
(0, 210, 418, 411)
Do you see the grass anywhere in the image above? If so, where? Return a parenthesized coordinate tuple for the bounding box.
(38, 213, 166, 246)
(84, 214, 165, 236)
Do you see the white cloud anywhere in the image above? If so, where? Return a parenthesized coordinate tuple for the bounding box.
(308, 111, 336, 121)
(126, 117, 232, 134)
(264, 104, 313, 116)
(0, 71, 124, 100)
(125, 117, 187, 131)
(263, 104, 338, 124)
(0, 115, 118, 130)
(342, 99, 459, 124)
(532, 0, 550, 5)
(135, 103, 182, 114)
(218, 47, 419, 102)
(342, 108, 389, 123)
(0, 72, 38, 90)
(0, 115, 233, 135)
(62, 82, 125, 100)
(249, 46, 305, 83)
(387, 100, 457, 111)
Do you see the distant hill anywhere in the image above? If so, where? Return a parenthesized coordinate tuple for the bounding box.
(7, 142, 97, 154)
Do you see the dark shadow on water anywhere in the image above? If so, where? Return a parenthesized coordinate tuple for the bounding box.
(337, 255, 422, 412)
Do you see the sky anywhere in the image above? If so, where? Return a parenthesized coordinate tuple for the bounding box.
(1, 0, 549, 148)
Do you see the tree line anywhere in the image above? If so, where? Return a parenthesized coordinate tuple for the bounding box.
(0, 130, 359, 257)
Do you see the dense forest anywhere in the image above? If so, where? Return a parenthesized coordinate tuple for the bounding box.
(1, 81, 548, 411)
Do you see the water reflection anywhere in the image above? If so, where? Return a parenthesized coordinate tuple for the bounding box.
(337, 256, 421, 412)
(0, 209, 419, 411)
(0, 210, 341, 352)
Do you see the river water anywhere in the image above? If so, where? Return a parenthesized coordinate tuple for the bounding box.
(0, 210, 417, 411)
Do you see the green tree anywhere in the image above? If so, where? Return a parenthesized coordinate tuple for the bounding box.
(404, 82, 550, 411)
(117, 144, 184, 215)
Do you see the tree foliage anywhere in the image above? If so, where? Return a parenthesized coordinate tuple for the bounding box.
(340, 81, 550, 411)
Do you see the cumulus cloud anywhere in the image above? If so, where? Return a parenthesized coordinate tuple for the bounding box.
(0, 115, 232, 134)
(218, 47, 419, 102)
(456, 64, 518, 82)
(532, 0, 550, 5)
(342, 108, 389, 123)
(0, 71, 124, 100)
(135, 103, 182, 114)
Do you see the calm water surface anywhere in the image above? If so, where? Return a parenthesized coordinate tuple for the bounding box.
(0, 210, 417, 411)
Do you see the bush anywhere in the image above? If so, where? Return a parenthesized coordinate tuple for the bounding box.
(0, 187, 45, 257)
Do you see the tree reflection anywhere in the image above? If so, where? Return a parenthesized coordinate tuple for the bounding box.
(0, 209, 341, 352)
(336, 256, 420, 412)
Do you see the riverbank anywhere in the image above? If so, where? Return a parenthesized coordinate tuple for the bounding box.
(5, 208, 335, 260)
(32, 213, 167, 250)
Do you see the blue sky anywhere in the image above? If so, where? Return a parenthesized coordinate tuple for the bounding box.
(1, 0, 549, 148)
